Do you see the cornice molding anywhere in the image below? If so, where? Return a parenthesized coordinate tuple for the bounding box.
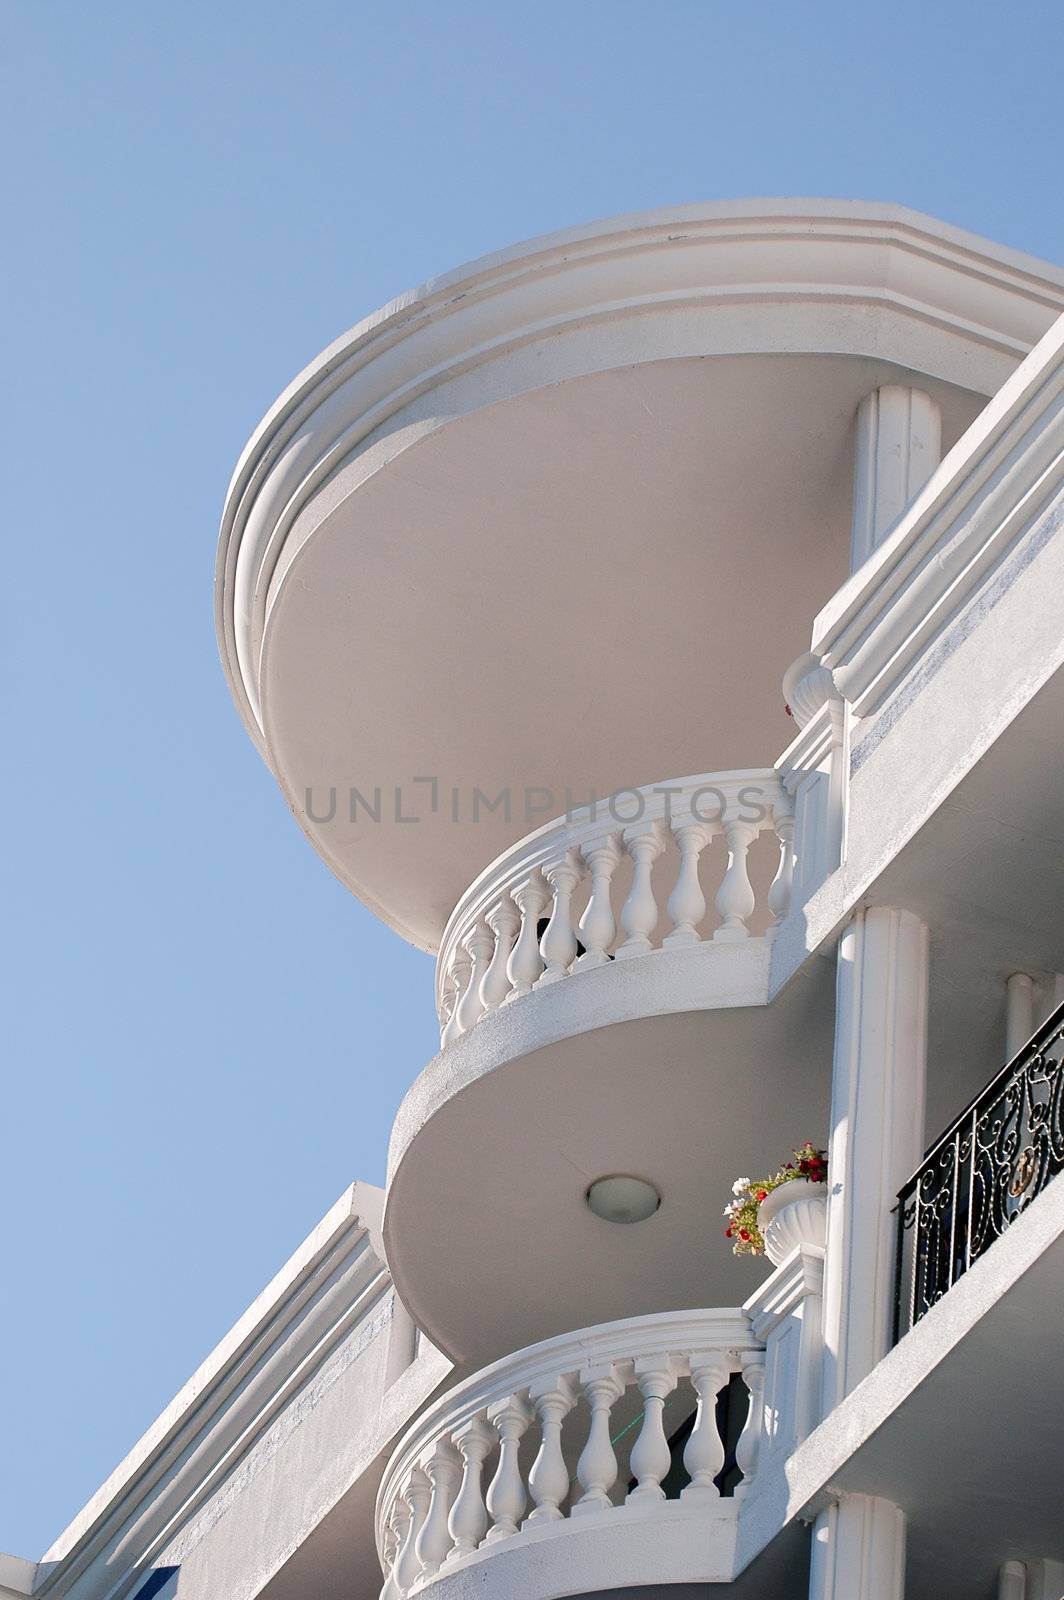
(37, 1183, 389, 1600)
(214, 200, 1064, 759)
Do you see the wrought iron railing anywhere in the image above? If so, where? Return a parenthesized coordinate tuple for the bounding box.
(893, 999, 1064, 1340)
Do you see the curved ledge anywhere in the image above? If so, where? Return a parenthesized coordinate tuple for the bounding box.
(375, 1306, 759, 1599)
(216, 199, 1064, 752)
(389, 937, 772, 1186)
(381, 938, 835, 1365)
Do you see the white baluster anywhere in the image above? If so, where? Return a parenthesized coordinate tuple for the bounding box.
(484, 1393, 532, 1541)
(480, 901, 519, 1015)
(767, 811, 795, 931)
(454, 921, 494, 1032)
(628, 1357, 677, 1501)
(393, 1466, 431, 1594)
(506, 874, 549, 998)
(575, 835, 620, 968)
(680, 1353, 729, 1502)
(440, 951, 471, 1049)
(663, 821, 713, 946)
(535, 850, 582, 986)
(379, 1499, 410, 1600)
(445, 1415, 494, 1560)
(713, 820, 758, 941)
(437, 970, 458, 1048)
(415, 1439, 462, 1577)
(573, 1367, 623, 1513)
(615, 824, 664, 959)
(525, 1375, 577, 1524)
(734, 1355, 766, 1496)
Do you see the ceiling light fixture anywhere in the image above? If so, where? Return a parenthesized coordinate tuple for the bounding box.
(585, 1174, 661, 1224)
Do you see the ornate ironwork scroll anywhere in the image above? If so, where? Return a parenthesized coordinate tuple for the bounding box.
(893, 999, 1064, 1340)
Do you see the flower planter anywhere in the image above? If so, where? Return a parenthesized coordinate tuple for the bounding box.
(756, 1179, 828, 1267)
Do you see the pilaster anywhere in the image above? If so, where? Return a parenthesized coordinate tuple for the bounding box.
(821, 907, 929, 1412)
(851, 385, 941, 571)
(809, 1495, 906, 1600)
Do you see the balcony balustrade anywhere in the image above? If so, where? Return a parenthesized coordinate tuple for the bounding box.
(435, 770, 795, 1047)
(894, 999, 1064, 1339)
(376, 1308, 763, 1600)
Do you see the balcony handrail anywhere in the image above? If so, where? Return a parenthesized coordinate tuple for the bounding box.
(893, 997, 1064, 1339)
(435, 767, 794, 1047)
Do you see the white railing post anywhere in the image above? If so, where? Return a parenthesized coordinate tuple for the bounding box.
(446, 1415, 494, 1560)
(536, 850, 582, 985)
(734, 1354, 766, 1496)
(526, 1374, 577, 1524)
(680, 1353, 729, 1502)
(663, 820, 713, 946)
(616, 823, 664, 958)
(480, 901, 519, 1015)
(628, 1357, 678, 1501)
(767, 809, 795, 929)
(484, 1393, 532, 1540)
(440, 951, 471, 1049)
(392, 1466, 431, 1595)
(455, 921, 494, 1032)
(506, 874, 548, 998)
(576, 835, 621, 967)
(573, 1366, 624, 1512)
(714, 819, 758, 940)
(415, 1439, 462, 1577)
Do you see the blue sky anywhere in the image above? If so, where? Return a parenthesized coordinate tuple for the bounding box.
(2, 0, 1063, 1560)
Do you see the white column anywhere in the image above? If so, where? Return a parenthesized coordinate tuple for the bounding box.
(822, 907, 929, 1412)
(851, 385, 941, 571)
(1025, 1559, 1064, 1600)
(1006, 972, 1035, 1059)
(809, 1495, 905, 1600)
(998, 1562, 1027, 1600)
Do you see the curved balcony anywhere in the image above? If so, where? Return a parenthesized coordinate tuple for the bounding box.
(376, 1259, 823, 1600)
(212, 203, 1064, 951)
(376, 1308, 761, 1600)
(382, 767, 836, 1367)
(435, 769, 794, 1048)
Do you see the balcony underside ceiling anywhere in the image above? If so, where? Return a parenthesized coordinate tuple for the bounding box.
(384, 949, 835, 1368)
(259, 352, 984, 950)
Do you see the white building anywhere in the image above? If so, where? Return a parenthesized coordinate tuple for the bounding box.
(10, 199, 1064, 1600)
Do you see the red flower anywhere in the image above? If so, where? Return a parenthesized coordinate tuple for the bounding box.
(739, 1228, 750, 1241)
(725, 1227, 733, 1237)
(757, 1189, 768, 1201)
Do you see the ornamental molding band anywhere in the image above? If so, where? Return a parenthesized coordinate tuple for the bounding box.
(216, 199, 1064, 751)
(34, 1185, 393, 1600)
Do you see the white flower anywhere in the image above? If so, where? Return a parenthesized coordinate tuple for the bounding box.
(732, 1178, 750, 1195)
